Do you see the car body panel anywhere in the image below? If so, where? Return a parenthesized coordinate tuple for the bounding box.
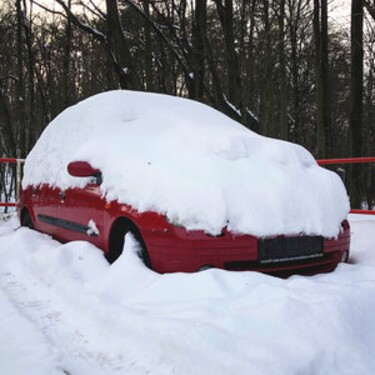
(18, 183, 351, 276)
(54, 184, 104, 247)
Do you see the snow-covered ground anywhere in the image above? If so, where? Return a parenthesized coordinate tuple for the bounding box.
(0, 213, 374, 375)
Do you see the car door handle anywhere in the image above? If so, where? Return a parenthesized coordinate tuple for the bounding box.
(59, 191, 66, 200)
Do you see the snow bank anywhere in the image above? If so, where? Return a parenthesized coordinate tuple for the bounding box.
(0, 215, 375, 374)
(23, 90, 349, 237)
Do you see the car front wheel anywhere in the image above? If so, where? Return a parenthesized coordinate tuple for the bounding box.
(107, 219, 151, 268)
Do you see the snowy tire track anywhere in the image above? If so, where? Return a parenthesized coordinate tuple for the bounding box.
(0, 225, 151, 374)
(0, 269, 131, 375)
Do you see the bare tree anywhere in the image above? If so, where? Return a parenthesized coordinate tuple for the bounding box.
(16, 0, 27, 157)
(213, 0, 242, 113)
(313, 0, 331, 158)
(278, 0, 288, 139)
(190, 0, 206, 100)
(106, 0, 139, 89)
(350, 0, 364, 208)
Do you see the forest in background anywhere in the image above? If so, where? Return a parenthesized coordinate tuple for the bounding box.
(0, 0, 374, 208)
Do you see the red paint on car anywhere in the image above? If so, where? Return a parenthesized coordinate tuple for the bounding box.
(18, 164, 350, 276)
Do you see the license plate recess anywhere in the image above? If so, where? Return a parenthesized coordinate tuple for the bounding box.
(259, 236, 324, 263)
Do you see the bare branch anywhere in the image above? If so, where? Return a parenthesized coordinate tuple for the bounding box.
(88, 0, 106, 20)
(0, 75, 18, 84)
(364, 0, 375, 21)
(123, 0, 192, 78)
(31, 0, 67, 18)
(54, 0, 106, 42)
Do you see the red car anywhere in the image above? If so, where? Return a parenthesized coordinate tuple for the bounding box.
(18, 91, 350, 276)
(18, 161, 350, 276)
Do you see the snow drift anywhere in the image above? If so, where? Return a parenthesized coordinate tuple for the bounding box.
(1, 214, 375, 375)
(22, 90, 349, 237)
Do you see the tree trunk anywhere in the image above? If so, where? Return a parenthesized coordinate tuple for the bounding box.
(313, 0, 330, 158)
(16, 0, 26, 157)
(143, 0, 153, 91)
(278, 0, 288, 140)
(214, 0, 242, 112)
(320, 0, 331, 155)
(259, 0, 275, 137)
(243, 0, 258, 131)
(62, 0, 72, 108)
(106, 0, 139, 90)
(0, 87, 16, 156)
(350, 0, 364, 208)
(190, 0, 206, 100)
(22, 0, 37, 149)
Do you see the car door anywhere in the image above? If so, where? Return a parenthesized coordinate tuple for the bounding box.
(54, 182, 105, 248)
(31, 184, 60, 237)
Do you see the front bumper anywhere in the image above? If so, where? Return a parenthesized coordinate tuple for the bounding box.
(142, 222, 351, 276)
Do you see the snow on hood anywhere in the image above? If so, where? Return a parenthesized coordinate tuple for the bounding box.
(22, 90, 349, 238)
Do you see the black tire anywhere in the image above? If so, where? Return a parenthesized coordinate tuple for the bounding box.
(107, 221, 151, 267)
(21, 210, 34, 229)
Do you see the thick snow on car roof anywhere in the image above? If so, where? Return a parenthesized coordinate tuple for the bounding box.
(23, 90, 349, 237)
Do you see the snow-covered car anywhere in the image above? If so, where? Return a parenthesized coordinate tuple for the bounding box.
(18, 91, 350, 275)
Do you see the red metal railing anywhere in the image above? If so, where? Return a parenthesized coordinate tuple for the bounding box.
(0, 203, 17, 207)
(317, 156, 375, 215)
(317, 157, 375, 165)
(0, 157, 24, 208)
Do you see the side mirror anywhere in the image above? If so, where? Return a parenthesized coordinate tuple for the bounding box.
(67, 161, 100, 178)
